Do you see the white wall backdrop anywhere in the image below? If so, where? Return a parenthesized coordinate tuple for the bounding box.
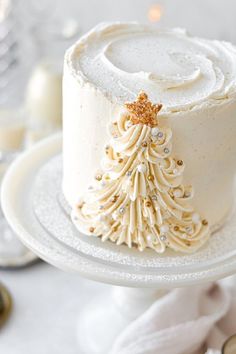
(23, 0, 235, 43)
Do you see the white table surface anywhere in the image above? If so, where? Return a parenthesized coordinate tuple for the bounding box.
(0, 261, 109, 354)
(1, 262, 236, 354)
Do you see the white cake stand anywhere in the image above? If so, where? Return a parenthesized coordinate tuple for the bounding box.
(0, 153, 37, 268)
(2, 133, 236, 353)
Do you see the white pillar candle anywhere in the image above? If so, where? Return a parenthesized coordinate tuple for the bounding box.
(26, 61, 62, 131)
(0, 108, 25, 152)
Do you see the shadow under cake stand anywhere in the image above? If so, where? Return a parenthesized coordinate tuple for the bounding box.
(2, 133, 236, 353)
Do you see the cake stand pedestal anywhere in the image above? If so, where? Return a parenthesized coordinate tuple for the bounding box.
(2, 134, 236, 353)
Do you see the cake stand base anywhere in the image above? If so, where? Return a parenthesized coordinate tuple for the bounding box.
(0, 154, 37, 268)
(77, 286, 167, 353)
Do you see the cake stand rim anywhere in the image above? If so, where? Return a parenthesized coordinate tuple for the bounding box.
(1, 133, 236, 288)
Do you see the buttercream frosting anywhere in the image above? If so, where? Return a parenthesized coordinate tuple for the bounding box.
(70, 23, 236, 112)
(73, 93, 210, 253)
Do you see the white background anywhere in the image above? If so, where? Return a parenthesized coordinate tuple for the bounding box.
(24, 0, 236, 42)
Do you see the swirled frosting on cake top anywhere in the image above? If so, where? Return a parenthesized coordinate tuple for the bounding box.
(69, 22, 236, 112)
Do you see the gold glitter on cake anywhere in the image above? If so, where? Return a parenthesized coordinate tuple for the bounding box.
(125, 92, 162, 127)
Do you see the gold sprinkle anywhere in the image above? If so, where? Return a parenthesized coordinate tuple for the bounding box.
(202, 219, 208, 226)
(145, 201, 152, 207)
(174, 226, 179, 232)
(89, 227, 95, 233)
(95, 174, 102, 181)
(112, 226, 118, 232)
(177, 160, 183, 166)
(118, 158, 123, 163)
(111, 195, 119, 203)
(141, 141, 148, 148)
(147, 174, 154, 181)
(114, 122, 117, 126)
(125, 92, 162, 128)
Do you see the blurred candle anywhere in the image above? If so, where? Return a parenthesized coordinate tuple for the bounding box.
(0, 107, 25, 152)
(25, 61, 62, 144)
(148, 4, 163, 23)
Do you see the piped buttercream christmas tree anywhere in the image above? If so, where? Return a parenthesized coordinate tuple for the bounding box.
(73, 92, 210, 253)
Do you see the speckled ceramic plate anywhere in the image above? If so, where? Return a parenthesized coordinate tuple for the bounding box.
(1, 133, 236, 287)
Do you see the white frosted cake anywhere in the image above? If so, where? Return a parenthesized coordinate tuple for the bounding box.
(63, 22, 236, 253)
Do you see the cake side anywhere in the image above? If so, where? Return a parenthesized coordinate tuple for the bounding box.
(63, 22, 236, 236)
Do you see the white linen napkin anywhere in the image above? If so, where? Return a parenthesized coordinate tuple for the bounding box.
(111, 278, 236, 354)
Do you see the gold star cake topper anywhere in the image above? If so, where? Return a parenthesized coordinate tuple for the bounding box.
(125, 92, 162, 127)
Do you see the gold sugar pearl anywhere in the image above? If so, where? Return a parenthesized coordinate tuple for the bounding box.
(111, 195, 119, 203)
(112, 226, 118, 232)
(174, 226, 179, 232)
(145, 201, 152, 207)
(147, 174, 154, 181)
(141, 141, 148, 148)
(177, 160, 183, 166)
(118, 158, 123, 163)
(89, 227, 95, 233)
(202, 219, 208, 226)
(95, 174, 102, 181)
